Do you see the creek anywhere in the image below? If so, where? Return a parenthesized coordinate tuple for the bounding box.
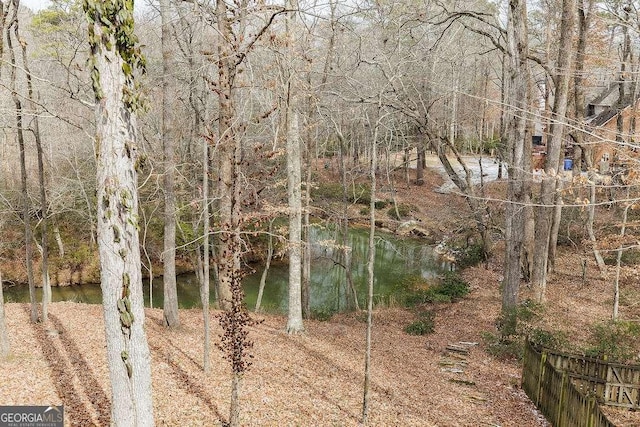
(3, 225, 452, 314)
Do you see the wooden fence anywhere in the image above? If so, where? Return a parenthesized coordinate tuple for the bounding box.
(543, 345, 640, 409)
(522, 340, 615, 427)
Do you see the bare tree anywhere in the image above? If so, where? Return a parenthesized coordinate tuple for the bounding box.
(0, 269, 8, 359)
(6, 0, 36, 323)
(205, 0, 284, 310)
(160, 0, 180, 328)
(362, 99, 386, 424)
(286, 110, 304, 332)
(531, 0, 576, 302)
(201, 137, 211, 372)
(284, 0, 304, 333)
(15, 0, 52, 321)
(84, 0, 154, 423)
(501, 0, 531, 321)
(213, 0, 243, 310)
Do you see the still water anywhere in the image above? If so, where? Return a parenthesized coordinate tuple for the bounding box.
(3, 226, 451, 313)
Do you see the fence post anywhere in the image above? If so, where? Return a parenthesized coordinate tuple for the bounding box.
(557, 370, 567, 427)
(537, 349, 547, 406)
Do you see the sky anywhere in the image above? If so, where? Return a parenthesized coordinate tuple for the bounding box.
(21, 0, 52, 11)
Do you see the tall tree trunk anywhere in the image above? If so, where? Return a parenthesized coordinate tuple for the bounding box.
(160, 0, 180, 327)
(215, 0, 238, 310)
(7, 2, 37, 323)
(302, 74, 313, 320)
(502, 0, 531, 320)
(362, 103, 381, 425)
(286, 110, 304, 333)
(85, 1, 154, 424)
(0, 11, 11, 360)
(34, 107, 51, 321)
(19, 15, 51, 321)
(201, 140, 211, 372)
(285, 0, 304, 332)
(302, 166, 312, 319)
(573, 1, 601, 275)
(0, 270, 9, 359)
(531, 0, 575, 302)
(572, 0, 594, 182)
(521, 83, 535, 283)
(497, 52, 507, 181)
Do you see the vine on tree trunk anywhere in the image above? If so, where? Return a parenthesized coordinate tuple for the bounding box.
(83, 0, 145, 110)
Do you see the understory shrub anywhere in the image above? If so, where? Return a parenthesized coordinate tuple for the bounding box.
(585, 320, 640, 362)
(404, 272, 470, 306)
(483, 299, 566, 360)
(387, 203, 413, 220)
(311, 307, 337, 321)
(311, 182, 372, 205)
(404, 310, 435, 335)
(398, 273, 469, 336)
(603, 249, 640, 266)
(455, 243, 486, 268)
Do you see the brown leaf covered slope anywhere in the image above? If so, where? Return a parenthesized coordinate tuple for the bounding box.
(0, 298, 547, 426)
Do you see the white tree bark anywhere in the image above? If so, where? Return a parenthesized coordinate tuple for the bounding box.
(285, 0, 304, 333)
(87, 3, 154, 424)
(286, 111, 304, 333)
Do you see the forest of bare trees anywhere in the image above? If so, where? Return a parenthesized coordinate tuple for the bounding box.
(2, 0, 640, 424)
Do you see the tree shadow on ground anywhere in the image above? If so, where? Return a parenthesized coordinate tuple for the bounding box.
(147, 339, 227, 425)
(256, 325, 363, 421)
(26, 305, 110, 425)
(280, 328, 426, 419)
(145, 312, 205, 371)
(48, 313, 110, 424)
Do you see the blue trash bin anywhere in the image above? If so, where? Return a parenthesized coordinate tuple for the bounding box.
(563, 158, 573, 171)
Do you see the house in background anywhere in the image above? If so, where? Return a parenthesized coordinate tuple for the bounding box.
(584, 82, 640, 174)
(528, 82, 640, 175)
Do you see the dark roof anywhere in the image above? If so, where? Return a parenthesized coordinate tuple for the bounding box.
(589, 83, 619, 106)
(588, 108, 618, 127)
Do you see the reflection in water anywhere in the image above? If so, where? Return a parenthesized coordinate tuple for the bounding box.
(3, 226, 450, 313)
